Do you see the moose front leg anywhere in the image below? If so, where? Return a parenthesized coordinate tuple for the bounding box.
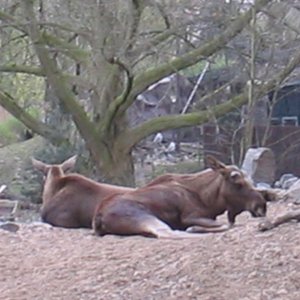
(186, 224, 230, 233)
(227, 208, 242, 225)
(182, 216, 230, 233)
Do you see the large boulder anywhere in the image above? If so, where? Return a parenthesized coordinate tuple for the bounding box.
(242, 147, 276, 186)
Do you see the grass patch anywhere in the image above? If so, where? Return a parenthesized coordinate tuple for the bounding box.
(0, 117, 25, 145)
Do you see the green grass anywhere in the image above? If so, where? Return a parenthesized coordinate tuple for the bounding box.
(0, 107, 41, 146)
(0, 117, 25, 145)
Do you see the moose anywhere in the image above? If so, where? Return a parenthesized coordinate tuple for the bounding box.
(93, 156, 267, 238)
(32, 156, 134, 228)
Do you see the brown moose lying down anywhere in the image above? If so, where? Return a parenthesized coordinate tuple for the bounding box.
(93, 156, 267, 239)
(32, 156, 134, 228)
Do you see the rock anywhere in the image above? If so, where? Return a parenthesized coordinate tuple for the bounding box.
(294, 198, 300, 205)
(242, 147, 276, 185)
(279, 173, 295, 183)
(283, 179, 300, 203)
(274, 173, 296, 188)
(282, 177, 298, 190)
(256, 182, 271, 189)
(276, 173, 298, 189)
(274, 181, 281, 188)
(0, 222, 20, 233)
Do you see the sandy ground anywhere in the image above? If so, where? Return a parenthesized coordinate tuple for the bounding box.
(1, 200, 300, 300)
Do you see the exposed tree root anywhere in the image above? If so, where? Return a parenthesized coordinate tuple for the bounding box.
(258, 209, 300, 231)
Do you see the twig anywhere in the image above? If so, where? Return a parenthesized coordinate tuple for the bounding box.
(181, 61, 210, 114)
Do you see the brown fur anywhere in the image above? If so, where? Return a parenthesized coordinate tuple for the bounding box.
(93, 156, 267, 239)
(32, 156, 134, 228)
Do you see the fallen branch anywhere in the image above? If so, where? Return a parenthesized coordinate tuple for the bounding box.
(258, 209, 300, 231)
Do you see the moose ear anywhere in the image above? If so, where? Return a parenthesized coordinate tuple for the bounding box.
(31, 158, 48, 174)
(206, 155, 226, 171)
(61, 155, 77, 173)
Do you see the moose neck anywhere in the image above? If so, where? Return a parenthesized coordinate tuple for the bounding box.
(181, 169, 225, 205)
(200, 170, 223, 196)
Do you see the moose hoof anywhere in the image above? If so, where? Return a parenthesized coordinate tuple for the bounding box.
(258, 220, 274, 232)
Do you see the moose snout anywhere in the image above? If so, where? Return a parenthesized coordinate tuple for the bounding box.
(251, 206, 266, 218)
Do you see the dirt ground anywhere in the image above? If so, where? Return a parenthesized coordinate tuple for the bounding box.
(1, 199, 300, 300)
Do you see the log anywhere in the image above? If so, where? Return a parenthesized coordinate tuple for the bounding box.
(258, 209, 300, 231)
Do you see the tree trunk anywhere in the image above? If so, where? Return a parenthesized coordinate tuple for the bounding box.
(102, 150, 135, 187)
(97, 112, 135, 186)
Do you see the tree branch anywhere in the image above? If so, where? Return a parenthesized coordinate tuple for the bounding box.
(0, 64, 44, 76)
(128, 20, 194, 59)
(22, 0, 102, 159)
(116, 0, 273, 117)
(126, 0, 173, 57)
(41, 32, 89, 63)
(117, 48, 300, 150)
(125, 0, 145, 52)
(0, 64, 91, 89)
(152, 1, 171, 29)
(0, 9, 89, 64)
(0, 89, 65, 144)
(99, 57, 134, 134)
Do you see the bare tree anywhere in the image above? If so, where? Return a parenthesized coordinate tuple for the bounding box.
(0, 0, 299, 186)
